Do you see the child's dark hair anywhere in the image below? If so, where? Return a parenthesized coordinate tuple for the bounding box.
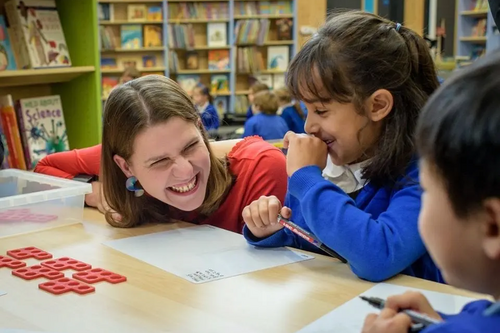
(417, 51, 500, 218)
(195, 83, 213, 104)
(274, 86, 305, 119)
(286, 11, 439, 186)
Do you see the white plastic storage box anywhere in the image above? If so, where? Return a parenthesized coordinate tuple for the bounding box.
(0, 169, 92, 238)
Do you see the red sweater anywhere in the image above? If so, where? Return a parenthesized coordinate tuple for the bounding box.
(34, 137, 287, 233)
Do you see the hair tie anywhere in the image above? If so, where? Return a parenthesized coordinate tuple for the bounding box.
(395, 23, 402, 32)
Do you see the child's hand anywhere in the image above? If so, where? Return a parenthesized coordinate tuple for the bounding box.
(283, 132, 328, 177)
(384, 291, 442, 321)
(361, 308, 412, 333)
(242, 195, 289, 239)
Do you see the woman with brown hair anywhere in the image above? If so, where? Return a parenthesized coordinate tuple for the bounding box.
(34, 75, 287, 233)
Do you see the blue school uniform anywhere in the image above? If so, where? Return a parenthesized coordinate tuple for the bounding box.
(246, 106, 253, 120)
(280, 105, 306, 134)
(199, 103, 219, 131)
(422, 300, 500, 333)
(242, 113, 289, 140)
(243, 160, 443, 283)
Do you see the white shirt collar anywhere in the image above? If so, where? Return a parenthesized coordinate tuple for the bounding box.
(277, 102, 294, 116)
(322, 157, 370, 193)
(197, 102, 209, 114)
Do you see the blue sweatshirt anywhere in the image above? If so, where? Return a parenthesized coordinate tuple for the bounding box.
(200, 104, 219, 130)
(246, 106, 253, 120)
(243, 160, 443, 283)
(424, 300, 500, 333)
(281, 105, 306, 134)
(242, 113, 289, 140)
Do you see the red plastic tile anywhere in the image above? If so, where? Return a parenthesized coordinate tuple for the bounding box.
(7, 246, 53, 260)
(39, 277, 95, 295)
(41, 257, 91, 271)
(12, 265, 64, 280)
(73, 268, 127, 284)
(0, 255, 26, 269)
(0, 209, 57, 223)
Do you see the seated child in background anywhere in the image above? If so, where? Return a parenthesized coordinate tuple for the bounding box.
(274, 86, 306, 134)
(242, 90, 289, 140)
(362, 50, 500, 333)
(192, 83, 219, 131)
(246, 82, 269, 120)
(242, 11, 442, 283)
(120, 67, 140, 84)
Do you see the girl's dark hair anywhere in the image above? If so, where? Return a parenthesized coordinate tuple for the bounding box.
(286, 11, 439, 186)
(196, 83, 213, 104)
(417, 50, 500, 218)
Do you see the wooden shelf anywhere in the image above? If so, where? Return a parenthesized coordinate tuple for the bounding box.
(212, 92, 231, 96)
(234, 14, 294, 19)
(99, 0, 162, 3)
(101, 67, 166, 74)
(460, 10, 489, 17)
(460, 36, 487, 43)
(175, 69, 231, 74)
(235, 90, 250, 95)
(173, 46, 231, 51)
(99, 20, 163, 25)
(168, 18, 229, 23)
(236, 40, 294, 46)
(168, 0, 229, 2)
(0, 66, 95, 88)
(101, 47, 165, 52)
(237, 70, 286, 75)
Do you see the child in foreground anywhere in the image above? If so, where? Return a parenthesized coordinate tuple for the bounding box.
(362, 50, 500, 333)
(242, 11, 442, 283)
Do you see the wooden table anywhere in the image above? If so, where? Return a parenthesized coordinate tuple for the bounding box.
(0, 209, 483, 333)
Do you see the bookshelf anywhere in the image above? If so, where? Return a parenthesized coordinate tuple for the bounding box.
(0, 0, 101, 150)
(97, 0, 298, 117)
(456, 0, 500, 64)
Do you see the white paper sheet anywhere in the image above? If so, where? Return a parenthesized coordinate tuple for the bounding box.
(0, 290, 5, 297)
(296, 283, 478, 333)
(104, 225, 314, 284)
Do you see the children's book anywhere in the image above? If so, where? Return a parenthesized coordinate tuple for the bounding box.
(100, 57, 117, 69)
(5, 0, 71, 69)
(121, 25, 142, 49)
(142, 55, 156, 68)
(98, 3, 114, 21)
(143, 25, 162, 47)
(0, 16, 17, 70)
(16, 95, 69, 169)
(0, 116, 11, 168)
(210, 74, 229, 94)
(0, 95, 26, 170)
(207, 23, 227, 47)
(267, 46, 289, 71)
(276, 18, 293, 40)
(102, 77, 119, 99)
(213, 96, 227, 117)
(147, 6, 162, 22)
(176, 74, 200, 96)
(208, 49, 229, 70)
(127, 5, 147, 22)
(186, 51, 199, 69)
(273, 74, 285, 89)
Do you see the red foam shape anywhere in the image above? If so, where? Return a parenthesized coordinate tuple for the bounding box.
(41, 257, 91, 271)
(73, 268, 127, 284)
(7, 246, 53, 260)
(12, 265, 64, 280)
(0, 255, 26, 269)
(39, 277, 95, 295)
(0, 209, 58, 223)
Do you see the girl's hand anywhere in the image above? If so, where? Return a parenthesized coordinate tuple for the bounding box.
(242, 195, 290, 239)
(362, 308, 412, 333)
(283, 132, 328, 177)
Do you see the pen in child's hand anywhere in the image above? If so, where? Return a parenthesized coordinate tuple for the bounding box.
(277, 214, 347, 263)
(360, 296, 441, 332)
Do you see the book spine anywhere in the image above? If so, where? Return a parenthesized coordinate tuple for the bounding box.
(0, 116, 12, 168)
(0, 103, 26, 170)
(14, 100, 32, 169)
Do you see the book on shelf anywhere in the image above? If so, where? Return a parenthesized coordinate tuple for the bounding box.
(0, 15, 17, 70)
(207, 22, 227, 47)
(101, 57, 117, 69)
(208, 49, 229, 70)
(168, 24, 195, 49)
(213, 96, 227, 117)
(210, 74, 229, 94)
(0, 115, 10, 169)
(471, 19, 487, 37)
(237, 46, 265, 72)
(102, 77, 120, 100)
(0, 95, 26, 170)
(473, 0, 489, 11)
(186, 51, 199, 69)
(143, 55, 156, 68)
(5, 0, 71, 69)
(128, 5, 147, 22)
(16, 95, 69, 169)
(100, 26, 118, 50)
(121, 25, 142, 49)
(144, 25, 162, 47)
(147, 6, 163, 22)
(169, 2, 229, 20)
(234, 95, 249, 114)
(235, 1, 292, 15)
(98, 3, 114, 21)
(267, 45, 289, 70)
(169, 50, 179, 72)
(249, 73, 285, 89)
(276, 18, 293, 40)
(234, 19, 269, 45)
(177, 74, 200, 96)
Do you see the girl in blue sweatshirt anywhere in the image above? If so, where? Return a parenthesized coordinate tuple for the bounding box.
(275, 87, 306, 134)
(242, 11, 442, 283)
(192, 83, 219, 131)
(245, 82, 270, 120)
(363, 45, 500, 333)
